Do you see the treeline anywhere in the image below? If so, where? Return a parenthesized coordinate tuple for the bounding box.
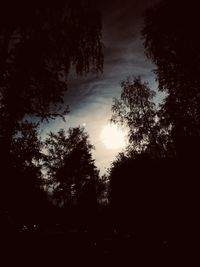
(2, 122, 106, 231)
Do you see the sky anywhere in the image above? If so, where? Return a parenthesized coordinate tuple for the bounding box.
(41, 0, 161, 175)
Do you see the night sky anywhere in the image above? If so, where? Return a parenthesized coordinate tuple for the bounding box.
(42, 0, 161, 174)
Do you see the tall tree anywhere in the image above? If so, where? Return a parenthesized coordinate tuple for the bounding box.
(0, 0, 103, 167)
(3, 121, 47, 228)
(111, 76, 167, 157)
(44, 127, 99, 208)
(142, 0, 200, 158)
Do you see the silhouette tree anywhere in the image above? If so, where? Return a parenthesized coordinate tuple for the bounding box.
(142, 3, 200, 252)
(3, 121, 48, 229)
(108, 153, 148, 233)
(0, 0, 103, 171)
(0, 1, 103, 223)
(142, 0, 200, 158)
(108, 152, 183, 241)
(44, 127, 99, 209)
(111, 76, 167, 157)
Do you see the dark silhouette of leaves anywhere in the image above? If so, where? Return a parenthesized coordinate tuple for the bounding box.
(44, 127, 99, 208)
(142, 0, 200, 158)
(111, 76, 167, 157)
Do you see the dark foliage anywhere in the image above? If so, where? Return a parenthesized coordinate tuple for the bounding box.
(0, 0, 103, 233)
(142, 0, 200, 158)
(0, 0, 103, 173)
(44, 127, 99, 209)
(0, 0, 103, 118)
(109, 154, 198, 254)
(1, 121, 51, 231)
(111, 76, 173, 158)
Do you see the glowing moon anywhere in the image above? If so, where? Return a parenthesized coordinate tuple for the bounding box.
(100, 124, 126, 150)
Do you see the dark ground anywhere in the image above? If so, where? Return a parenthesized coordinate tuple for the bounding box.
(1, 224, 196, 266)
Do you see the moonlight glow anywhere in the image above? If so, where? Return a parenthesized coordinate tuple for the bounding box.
(100, 124, 126, 150)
